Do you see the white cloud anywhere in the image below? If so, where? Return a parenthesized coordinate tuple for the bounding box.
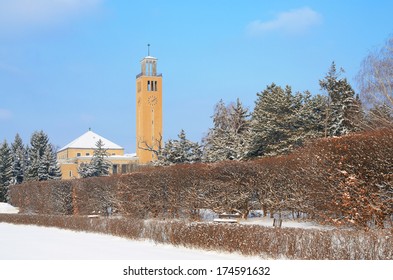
(0, 108, 12, 120)
(247, 7, 322, 36)
(0, 0, 103, 32)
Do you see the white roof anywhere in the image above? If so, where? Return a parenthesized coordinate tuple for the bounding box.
(59, 130, 123, 151)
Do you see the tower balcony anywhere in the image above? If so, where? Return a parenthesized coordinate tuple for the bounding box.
(136, 72, 162, 79)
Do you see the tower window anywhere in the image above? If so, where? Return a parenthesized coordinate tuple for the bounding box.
(154, 81, 157, 91)
(147, 81, 151, 91)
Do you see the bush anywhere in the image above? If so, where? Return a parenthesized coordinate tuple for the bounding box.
(8, 129, 393, 229)
(0, 214, 392, 260)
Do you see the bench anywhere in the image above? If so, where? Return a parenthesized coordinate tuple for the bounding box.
(218, 213, 241, 219)
(214, 213, 241, 223)
(213, 218, 238, 223)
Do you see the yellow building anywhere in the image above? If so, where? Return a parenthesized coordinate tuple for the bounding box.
(136, 54, 163, 164)
(57, 130, 137, 180)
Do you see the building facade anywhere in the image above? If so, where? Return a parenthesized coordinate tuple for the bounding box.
(57, 130, 137, 180)
(135, 55, 163, 164)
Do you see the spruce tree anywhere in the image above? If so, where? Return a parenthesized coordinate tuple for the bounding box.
(91, 139, 111, 176)
(48, 145, 62, 180)
(295, 91, 328, 139)
(25, 130, 61, 181)
(0, 141, 13, 202)
(203, 98, 251, 162)
(11, 134, 27, 184)
(156, 129, 202, 165)
(38, 145, 62, 181)
(26, 131, 49, 181)
(249, 83, 301, 157)
(319, 62, 362, 136)
(78, 139, 111, 177)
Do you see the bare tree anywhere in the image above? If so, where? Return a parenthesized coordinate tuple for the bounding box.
(138, 134, 163, 159)
(357, 35, 393, 127)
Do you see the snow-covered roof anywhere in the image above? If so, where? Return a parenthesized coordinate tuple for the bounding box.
(141, 55, 157, 61)
(59, 130, 123, 152)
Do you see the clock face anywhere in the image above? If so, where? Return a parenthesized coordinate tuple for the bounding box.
(148, 95, 157, 106)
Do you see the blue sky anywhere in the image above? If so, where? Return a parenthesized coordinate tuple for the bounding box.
(0, 0, 392, 153)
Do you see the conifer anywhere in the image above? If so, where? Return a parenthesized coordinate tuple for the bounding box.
(0, 141, 13, 202)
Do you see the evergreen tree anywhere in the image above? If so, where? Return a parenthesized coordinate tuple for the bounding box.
(156, 129, 202, 165)
(25, 130, 61, 181)
(319, 62, 362, 136)
(91, 139, 111, 176)
(295, 91, 328, 138)
(38, 145, 62, 181)
(203, 98, 251, 162)
(78, 139, 111, 177)
(77, 162, 96, 178)
(0, 141, 13, 202)
(48, 145, 62, 180)
(249, 83, 303, 157)
(11, 134, 27, 184)
(26, 130, 49, 181)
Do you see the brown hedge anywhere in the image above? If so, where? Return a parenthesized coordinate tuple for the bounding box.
(8, 129, 393, 229)
(1, 214, 392, 260)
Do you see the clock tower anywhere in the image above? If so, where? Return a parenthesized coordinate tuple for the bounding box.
(135, 50, 163, 164)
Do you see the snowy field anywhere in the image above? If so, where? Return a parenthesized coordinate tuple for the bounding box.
(0, 202, 19, 214)
(0, 223, 250, 260)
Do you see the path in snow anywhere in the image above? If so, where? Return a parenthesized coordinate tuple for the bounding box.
(0, 223, 249, 260)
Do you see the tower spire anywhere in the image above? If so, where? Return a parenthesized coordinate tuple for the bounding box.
(147, 43, 150, 56)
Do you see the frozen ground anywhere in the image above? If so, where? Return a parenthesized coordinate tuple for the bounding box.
(0, 203, 19, 214)
(0, 223, 250, 260)
(239, 216, 335, 230)
(201, 209, 334, 230)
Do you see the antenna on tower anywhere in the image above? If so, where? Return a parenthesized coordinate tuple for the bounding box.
(147, 43, 150, 56)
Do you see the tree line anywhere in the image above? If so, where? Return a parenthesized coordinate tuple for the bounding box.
(154, 58, 392, 166)
(153, 36, 393, 165)
(0, 131, 61, 202)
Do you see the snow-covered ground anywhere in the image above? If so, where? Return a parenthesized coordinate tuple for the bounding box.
(0, 203, 19, 214)
(239, 216, 334, 230)
(201, 209, 334, 230)
(0, 223, 250, 260)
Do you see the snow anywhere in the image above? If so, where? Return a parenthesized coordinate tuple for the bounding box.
(0, 223, 250, 260)
(213, 218, 238, 223)
(0, 203, 19, 214)
(58, 130, 123, 151)
(201, 210, 334, 230)
(239, 216, 334, 230)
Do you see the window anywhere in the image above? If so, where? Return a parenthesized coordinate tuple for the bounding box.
(154, 81, 157, 91)
(86, 153, 90, 156)
(69, 171, 72, 178)
(121, 164, 127, 174)
(147, 81, 151, 91)
(77, 153, 81, 157)
(112, 165, 118, 174)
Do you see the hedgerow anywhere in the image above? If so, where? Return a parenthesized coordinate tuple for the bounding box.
(8, 129, 393, 229)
